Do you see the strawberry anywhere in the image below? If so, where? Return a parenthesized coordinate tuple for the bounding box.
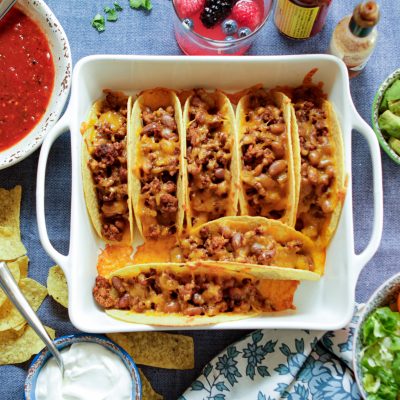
(231, 0, 261, 30)
(175, 0, 205, 18)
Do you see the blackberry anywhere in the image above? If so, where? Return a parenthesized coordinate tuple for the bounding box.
(200, 0, 237, 29)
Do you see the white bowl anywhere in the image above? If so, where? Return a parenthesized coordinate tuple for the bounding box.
(0, 0, 71, 169)
(37, 55, 383, 332)
(353, 272, 400, 399)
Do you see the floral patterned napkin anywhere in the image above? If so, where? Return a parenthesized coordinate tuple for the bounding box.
(180, 306, 362, 400)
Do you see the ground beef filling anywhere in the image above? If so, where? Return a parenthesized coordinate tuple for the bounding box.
(187, 90, 232, 226)
(241, 91, 288, 220)
(93, 270, 272, 315)
(139, 105, 180, 240)
(178, 225, 314, 270)
(87, 91, 129, 242)
(293, 92, 336, 240)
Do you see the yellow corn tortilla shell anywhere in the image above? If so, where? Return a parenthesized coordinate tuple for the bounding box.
(185, 216, 325, 277)
(130, 88, 185, 239)
(236, 91, 298, 227)
(183, 90, 240, 229)
(0, 278, 47, 331)
(105, 262, 296, 326)
(17, 255, 29, 278)
(291, 100, 346, 247)
(47, 265, 68, 308)
(0, 186, 27, 260)
(106, 331, 194, 369)
(0, 259, 21, 308)
(139, 369, 163, 400)
(81, 94, 133, 245)
(0, 325, 55, 365)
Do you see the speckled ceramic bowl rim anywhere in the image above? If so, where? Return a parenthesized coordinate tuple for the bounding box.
(24, 333, 142, 400)
(0, 0, 72, 169)
(371, 68, 400, 164)
(353, 272, 400, 399)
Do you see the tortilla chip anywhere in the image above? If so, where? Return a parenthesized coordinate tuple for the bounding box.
(17, 255, 29, 278)
(139, 369, 163, 400)
(0, 278, 47, 331)
(47, 265, 68, 308)
(0, 186, 27, 261)
(106, 332, 194, 369)
(0, 325, 55, 365)
(0, 259, 21, 308)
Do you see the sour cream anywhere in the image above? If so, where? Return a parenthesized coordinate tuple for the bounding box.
(35, 342, 132, 400)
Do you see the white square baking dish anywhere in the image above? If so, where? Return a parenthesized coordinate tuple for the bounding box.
(37, 55, 383, 332)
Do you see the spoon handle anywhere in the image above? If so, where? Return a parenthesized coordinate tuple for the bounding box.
(0, 261, 64, 376)
(0, 0, 16, 21)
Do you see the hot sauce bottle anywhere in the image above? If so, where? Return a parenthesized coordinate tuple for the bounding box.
(329, 1, 379, 78)
(274, 0, 332, 40)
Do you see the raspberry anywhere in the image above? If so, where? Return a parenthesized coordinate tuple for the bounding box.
(176, 0, 205, 18)
(232, 0, 261, 30)
(200, 0, 237, 29)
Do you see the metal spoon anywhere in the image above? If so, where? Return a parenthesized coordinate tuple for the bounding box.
(0, 0, 16, 21)
(0, 261, 65, 376)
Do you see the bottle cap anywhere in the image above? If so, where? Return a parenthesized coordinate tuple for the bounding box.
(350, 1, 379, 37)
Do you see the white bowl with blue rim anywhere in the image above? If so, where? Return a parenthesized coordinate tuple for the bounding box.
(353, 272, 400, 399)
(24, 334, 142, 400)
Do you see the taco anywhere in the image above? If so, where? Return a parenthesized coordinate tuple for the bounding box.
(81, 90, 133, 244)
(93, 263, 299, 326)
(236, 88, 299, 227)
(290, 85, 346, 247)
(183, 89, 239, 229)
(130, 88, 185, 240)
(175, 216, 325, 279)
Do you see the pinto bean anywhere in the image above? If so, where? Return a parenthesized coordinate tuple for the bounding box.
(183, 306, 204, 316)
(308, 150, 321, 166)
(117, 293, 130, 309)
(271, 141, 285, 158)
(231, 232, 243, 251)
(250, 242, 264, 255)
(269, 123, 286, 135)
(214, 168, 225, 180)
(319, 158, 332, 169)
(161, 128, 177, 140)
(268, 160, 287, 177)
(257, 249, 276, 265)
(164, 301, 180, 313)
(320, 198, 333, 213)
(112, 276, 125, 294)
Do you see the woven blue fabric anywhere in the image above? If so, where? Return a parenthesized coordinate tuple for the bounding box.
(0, 1, 399, 399)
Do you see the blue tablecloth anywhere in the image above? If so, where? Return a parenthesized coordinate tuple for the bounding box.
(0, 1, 399, 399)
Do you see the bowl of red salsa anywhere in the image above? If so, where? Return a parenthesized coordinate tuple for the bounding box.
(0, 0, 71, 168)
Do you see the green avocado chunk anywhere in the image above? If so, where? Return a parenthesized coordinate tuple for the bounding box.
(378, 110, 400, 139)
(389, 137, 400, 155)
(388, 99, 400, 116)
(380, 79, 400, 112)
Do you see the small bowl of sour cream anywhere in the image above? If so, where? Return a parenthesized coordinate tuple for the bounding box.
(24, 334, 141, 400)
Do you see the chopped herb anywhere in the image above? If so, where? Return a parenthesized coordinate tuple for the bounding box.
(92, 14, 105, 32)
(105, 7, 118, 22)
(114, 2, 123, 11)
(130, 0, 152, 11)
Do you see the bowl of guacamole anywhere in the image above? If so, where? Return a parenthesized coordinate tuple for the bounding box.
(372, 69, 400, 164)
(354, 272, 400, 399)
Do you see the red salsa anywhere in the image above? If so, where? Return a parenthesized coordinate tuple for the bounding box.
(0, 8, 54, 151)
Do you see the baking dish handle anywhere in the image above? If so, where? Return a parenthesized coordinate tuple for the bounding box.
(36, 113, 70, 271)
(351, 111, 383, 281)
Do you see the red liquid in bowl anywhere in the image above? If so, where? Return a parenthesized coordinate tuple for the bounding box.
(174, 0, 272, 55)
(0, 8, 55, 151)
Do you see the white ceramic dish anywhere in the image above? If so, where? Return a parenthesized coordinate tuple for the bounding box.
(0, 0, 71, 169)
(37, 55, 383, 332)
